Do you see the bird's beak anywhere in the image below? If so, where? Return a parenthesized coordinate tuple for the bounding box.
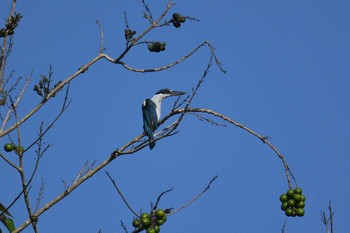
(170, 90, 186, 96)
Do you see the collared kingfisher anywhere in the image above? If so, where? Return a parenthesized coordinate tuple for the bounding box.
(142, 88, 186, 149)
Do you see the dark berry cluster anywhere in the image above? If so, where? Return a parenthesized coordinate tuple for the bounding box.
(148, 42, 166, 53)
(279, 187, 306, 217)
(132, 209, 168, 233)
(33, 75, 62, 98)
(124, 29, 136, 41)
(171, 13, 186, 28)
(0, 13, 22, 37)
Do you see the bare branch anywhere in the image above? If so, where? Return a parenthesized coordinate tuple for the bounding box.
(162, 107, 296, 189)
(117, 41, 224, 73)
(12, 100, 38, 233)
(73, 160, 96, 185)
(96, 20, 104, 54)
(105, 171, 139, 218)
(329, 200, 334, 233)
(321, 200, 335, 233)
(0, 151, 19, 170)
(189, 112, 227, 127)
(120, 220, 128, 233)
(34, 178, 45, 213)
(142, 0, 154, 23)
(169, 176, 218, 215)
(153, 188, 173, 211)
(281, 219, 287, 233)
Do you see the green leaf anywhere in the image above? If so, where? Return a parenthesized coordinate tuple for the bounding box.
(0, 204, 12, 218)
(0, 216, 15, 232)
(5, 218, 15, 232)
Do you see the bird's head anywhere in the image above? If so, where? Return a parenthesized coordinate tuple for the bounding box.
(154, 88, 186, 100)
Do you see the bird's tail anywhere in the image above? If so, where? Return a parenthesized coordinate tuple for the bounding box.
(144, 127, 156, 150)
(149, 137, 156, 150)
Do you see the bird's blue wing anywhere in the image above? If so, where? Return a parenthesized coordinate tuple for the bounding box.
(142, 99, 158, 149)
(142, 99, 158, 131)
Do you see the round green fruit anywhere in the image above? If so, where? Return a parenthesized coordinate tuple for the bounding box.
(141, 213, 150, 219)
(279, 194, 288, 202)
(156, 219, 164, 226)
(285, 208, 293, 217)
(162, 215, 167, 223)
(293, 194, 302, 202)
(132, 219, 141, 228)
(286, 189, 294, 198)
(141, 217, 151, 228)
(146, 228, 156, 233)
(296, 201, 305, 208)
(287, 199, 295, 207)
(155, 209, 165, 219)
(15, 146, 25, 154)
(294, 187, 303, 194)
(296, 208, 305, 217)
(300, 194, 306, 202)
(4, 143, 14, 152)
(154, 225, 161, 233)
(281, 202, 288, 211)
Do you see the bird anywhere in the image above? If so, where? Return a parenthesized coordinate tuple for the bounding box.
(142, 88, 186, 149)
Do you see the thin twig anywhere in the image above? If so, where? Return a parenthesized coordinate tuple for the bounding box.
(322, 200, 335, 233)
(281, 219, 287, 233)
(169, 176, 218, 215)
(73, 160, 96, 184)
(142, 0, 154, 23)
(96, 20, 104, 54)
(189, 112, 227, 127)
(34, 178, 45, 213)
(0, 151, 20, 170)
(153, 188, 173, 211)
(329, 200, 334, 233)
(105, 171, 139, 218)
(121, 220, 128, 233)
(1, 72, 31, 132)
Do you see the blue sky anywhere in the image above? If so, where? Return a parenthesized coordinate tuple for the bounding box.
(1, 0, 350, 232)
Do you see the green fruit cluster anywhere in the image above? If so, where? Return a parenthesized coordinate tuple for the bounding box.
(171, 13, 186, 28)
(279, 187, 306, 217)
(132, 209, 167, 233)
(148, 42, 166, 53)
(3, 143, 24, 155)
(0, 13, 22, 37)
